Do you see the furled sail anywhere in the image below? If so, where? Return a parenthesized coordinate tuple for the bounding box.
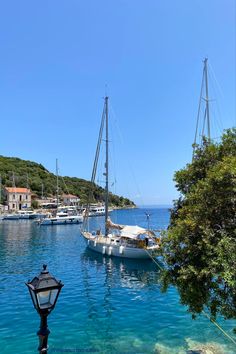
(106, 218, 157, 239)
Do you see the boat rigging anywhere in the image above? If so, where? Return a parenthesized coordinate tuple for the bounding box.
(81, 97, 160, 259)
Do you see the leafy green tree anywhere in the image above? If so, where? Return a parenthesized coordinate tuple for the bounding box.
(161, 128, 236, 320)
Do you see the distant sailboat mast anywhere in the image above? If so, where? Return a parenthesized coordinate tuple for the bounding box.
(193, 58, 211, 156)
(56, 158, 59, 208)
(26, 173, 30, 190)
(41, 183, 44, 199)
(105, 96, 109, 237)
(204, 58, 211, 140)
(12, 172, 18, 210)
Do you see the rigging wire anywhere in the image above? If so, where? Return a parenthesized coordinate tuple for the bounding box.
(194, 59, 227, 150)
(83, 101, 106, 231)
(208, 62, 225, 100)
(201, 107, 207, 140)
(58, 170, 71, 196)
(109, 110, 118, 224)
(208, 67, 224, 137)
(194, 63, 205, 149)
(109, 102, 146, 224)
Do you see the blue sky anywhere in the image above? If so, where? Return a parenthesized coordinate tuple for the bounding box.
(0, 1, 235, 205)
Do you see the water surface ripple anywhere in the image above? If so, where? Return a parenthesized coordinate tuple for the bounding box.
(0, 208, 235, 353)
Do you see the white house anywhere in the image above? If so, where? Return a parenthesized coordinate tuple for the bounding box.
(4, 187, 31, 210)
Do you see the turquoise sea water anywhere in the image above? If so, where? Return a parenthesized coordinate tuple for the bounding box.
(0, 207, 235, 353)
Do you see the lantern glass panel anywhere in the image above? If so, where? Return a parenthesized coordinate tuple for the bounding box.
(29, 288, 38, 309)
(37, 289, 59, 310)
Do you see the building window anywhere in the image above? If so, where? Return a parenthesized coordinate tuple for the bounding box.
(13, 203, 15, 208)
(13, 194, 15, 200)
(26, 195, 28, 200)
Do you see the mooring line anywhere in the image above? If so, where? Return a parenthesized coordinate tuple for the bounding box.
(144, 248, 236, 347)
(203, 310, 236, 346)
(144, 248, 163, 271)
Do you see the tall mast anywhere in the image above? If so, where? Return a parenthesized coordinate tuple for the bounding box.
(105, 96, 109, 237)
(26, 173, 29, 190)
(204, 58, 210, 140)
(56, 159, 59, 208)
(193, 58, 211, 157)
(12, 172, 16, 188)
(12, 172, 18, 210)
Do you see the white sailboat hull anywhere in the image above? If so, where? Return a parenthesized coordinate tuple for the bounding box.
(82, 233, 158, 259)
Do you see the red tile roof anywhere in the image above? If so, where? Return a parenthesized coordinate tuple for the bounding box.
(5, 187, 31, 194)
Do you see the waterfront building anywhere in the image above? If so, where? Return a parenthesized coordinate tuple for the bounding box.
(4, 187, 31, 210)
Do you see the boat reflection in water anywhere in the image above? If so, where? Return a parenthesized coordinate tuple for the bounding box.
(79, 249, 164, 353)
(81, 248, 162, 289)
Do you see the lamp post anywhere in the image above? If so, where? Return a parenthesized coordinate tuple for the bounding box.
(26, 265, 64, 353)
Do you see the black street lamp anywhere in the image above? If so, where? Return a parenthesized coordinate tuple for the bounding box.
(26, 265, 64, 353)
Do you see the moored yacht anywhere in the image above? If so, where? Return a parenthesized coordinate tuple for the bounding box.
(81, 97, 160, 259)
(89, 205, 106, 216)
(83, 221, 160, 259)
(39, 210, 83, 225)
(17, 210, 39, 219)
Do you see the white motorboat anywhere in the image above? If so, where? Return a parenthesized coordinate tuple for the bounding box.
(89, 205, 106, 217)
(17, 210, 39, 219)
(81, 97, 160, 259)
(40, 211, 83, 225)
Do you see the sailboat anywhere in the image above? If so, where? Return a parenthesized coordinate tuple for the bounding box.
(81, 97, 160, 259)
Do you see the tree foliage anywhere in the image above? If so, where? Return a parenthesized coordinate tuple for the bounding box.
(161, 128, 236, 319)
(0, 155, 135, 207)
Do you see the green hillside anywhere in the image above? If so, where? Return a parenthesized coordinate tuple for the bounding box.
(0, 155, 135, 208)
